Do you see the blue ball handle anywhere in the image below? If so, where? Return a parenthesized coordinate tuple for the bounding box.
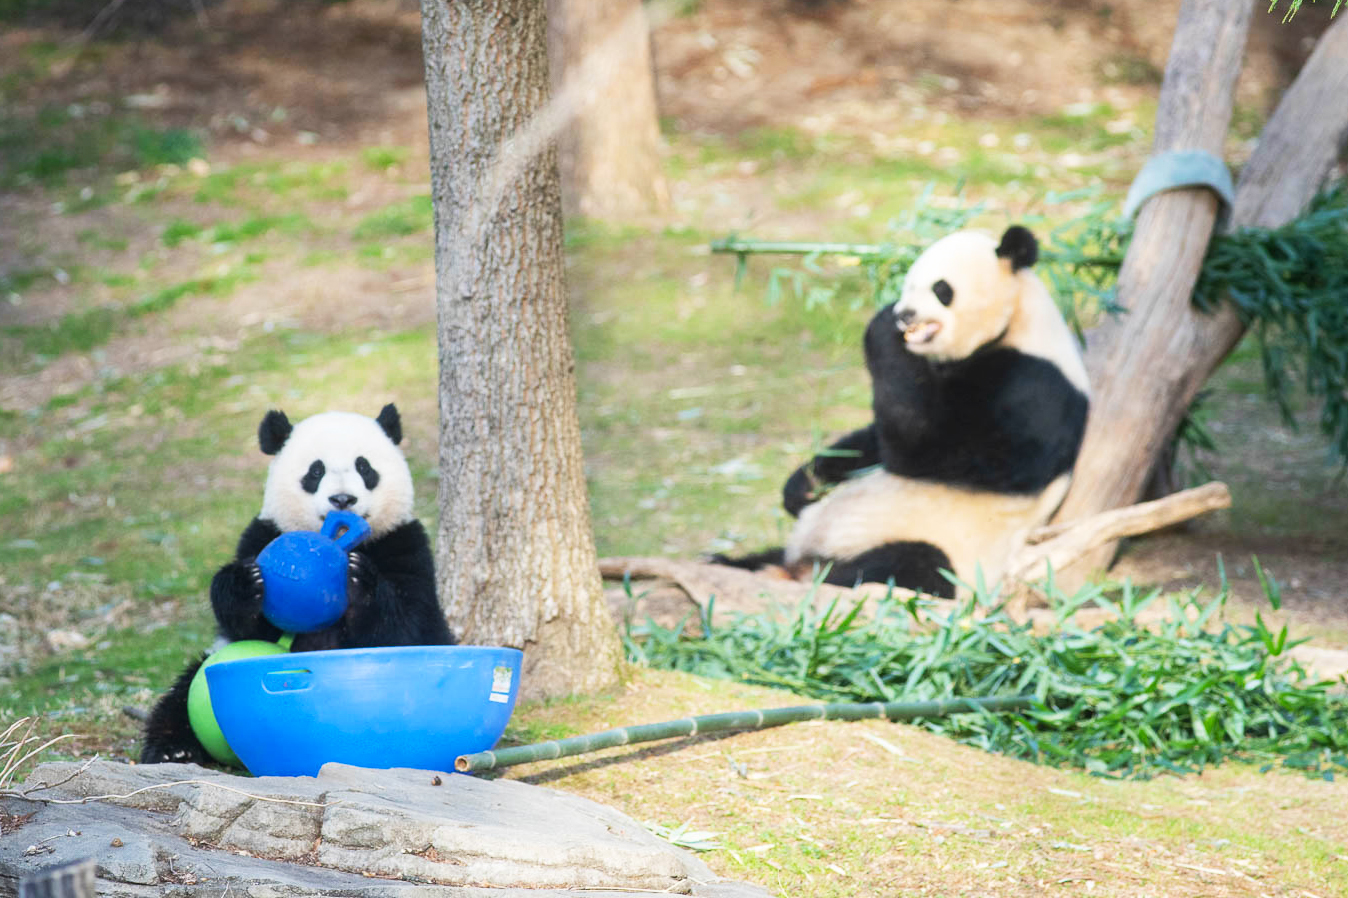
(321, 509, 371, 552)
(257, 510, 373, 633)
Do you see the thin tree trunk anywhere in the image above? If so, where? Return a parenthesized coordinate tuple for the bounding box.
(420, 0, 622, 701)
(546, 0, 670, 219)
(1056, 10, 1348, 583)
(1050, 0, 1252, 579)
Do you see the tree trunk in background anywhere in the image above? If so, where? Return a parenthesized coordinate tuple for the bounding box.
(1049, 0, 1252, 582)
(420, 0, 622, 701)
(546, 0, 670, 219)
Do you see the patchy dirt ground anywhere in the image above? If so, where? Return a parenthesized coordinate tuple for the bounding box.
(2, 0, 1345, 631)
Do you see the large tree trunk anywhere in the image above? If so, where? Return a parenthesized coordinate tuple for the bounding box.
(420, 0, 622, 701)
(1055, 7, 1348, 582)
(546, 0, 670, 219)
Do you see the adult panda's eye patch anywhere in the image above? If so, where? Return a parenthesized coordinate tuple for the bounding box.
(356, 456, 380, 490)
(301, 460, 325, 494)
(932, 279, 954, 306)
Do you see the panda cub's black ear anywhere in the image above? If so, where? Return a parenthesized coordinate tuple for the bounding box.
(258, 410, 292, 455)
(375, 403, 402, 445)
(995, 225, 1039, 272)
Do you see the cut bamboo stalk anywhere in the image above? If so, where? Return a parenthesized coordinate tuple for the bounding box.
(456, 695, 1033, 772)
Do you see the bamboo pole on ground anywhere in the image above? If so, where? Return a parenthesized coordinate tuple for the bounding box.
(456, 695, 1032, 772)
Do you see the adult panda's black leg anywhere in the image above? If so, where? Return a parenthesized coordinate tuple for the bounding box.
(706, 547, 786, 570)
(816, 541, 956, 598)
(139, 657, 212, 765)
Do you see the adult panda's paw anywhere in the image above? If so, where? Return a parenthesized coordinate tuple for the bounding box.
(347, 550, 377, 601)
(782, 468, 819, 518)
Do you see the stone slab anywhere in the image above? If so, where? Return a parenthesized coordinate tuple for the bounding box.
(0, 761, 769, 898)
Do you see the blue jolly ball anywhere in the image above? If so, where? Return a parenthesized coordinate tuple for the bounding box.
(256, 509, 371, 633)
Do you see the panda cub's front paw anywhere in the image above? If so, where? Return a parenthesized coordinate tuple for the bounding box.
(347, 550, 377, 601)
(245, 559, 265, 600)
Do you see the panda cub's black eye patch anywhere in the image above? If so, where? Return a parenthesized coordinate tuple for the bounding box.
(301, 460, 325, 494)
(932, 279, 954, 306)
(355, 456, 379, 490)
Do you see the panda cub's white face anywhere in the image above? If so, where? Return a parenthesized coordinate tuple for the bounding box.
(259, 410, 414, 539)
(892, 230, 1020, 362)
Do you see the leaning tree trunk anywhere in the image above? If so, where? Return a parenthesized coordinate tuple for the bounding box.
(1054, 6, 1348, 583)
(1050, 0, 1251, 576)
(420, 0, 623, 701)
(546, 0, 670, 219)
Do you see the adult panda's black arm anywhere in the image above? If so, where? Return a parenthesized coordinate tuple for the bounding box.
(882, 349, 1089, 494)
(338, 519, 455, 648)
(864, 304, 942, 455)
(782, 426, 881, 517)
(211, 517, 285, 643)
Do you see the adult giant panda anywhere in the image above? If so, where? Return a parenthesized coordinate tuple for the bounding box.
(140, 404, 454, 765)
(717, 225, 1090, 598)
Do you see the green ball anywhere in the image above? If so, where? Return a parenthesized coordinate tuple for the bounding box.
(187, 639, 289, 767)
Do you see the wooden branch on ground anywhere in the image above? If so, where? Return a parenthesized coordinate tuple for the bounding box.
(1009, 481, 1231, 585)
(601, 483, 1230, 619)
(598, 554, 920, 613)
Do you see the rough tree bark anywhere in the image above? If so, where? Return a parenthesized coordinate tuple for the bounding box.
(546, 0, 670, 218)
(420, 0, 622, 701)
(1055, 8, 1348, 582)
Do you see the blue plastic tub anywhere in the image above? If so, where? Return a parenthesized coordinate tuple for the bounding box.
(205, 645, 522, 777)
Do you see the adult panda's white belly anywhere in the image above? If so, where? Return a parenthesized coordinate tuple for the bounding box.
(784, 469, 1071, 590)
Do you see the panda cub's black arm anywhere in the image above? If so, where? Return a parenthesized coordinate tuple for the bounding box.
(782, 426, 881, 517)
(210, 517, 285, 643)
(342, 519, 454, 647)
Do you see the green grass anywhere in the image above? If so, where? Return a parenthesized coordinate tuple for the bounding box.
(0, 106, 203, 188)
(3, 265, 262, 361)
(361, 145, 411, 172)
(161, 219, 203, 247)
(192, 161, 349, 206)
(353, 194, 433, 240)
(76, 230, 129, 251)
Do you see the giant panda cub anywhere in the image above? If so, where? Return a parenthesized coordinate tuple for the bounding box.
(718, 226, 1090, 598)
(140, 403, 454, 765)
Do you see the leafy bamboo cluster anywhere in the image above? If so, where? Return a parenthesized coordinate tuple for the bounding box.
(1267, 0, 1344, 22)
(716, 182, 1348, 461)
(1192, 185, 1348, 456)
(622, 569, 1348, 779)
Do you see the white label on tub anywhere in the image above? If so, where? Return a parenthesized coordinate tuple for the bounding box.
(489, 665, 513, 702)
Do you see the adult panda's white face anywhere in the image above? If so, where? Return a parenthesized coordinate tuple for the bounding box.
(257, 404, 414, 539)
(891, 228, 1033, 362)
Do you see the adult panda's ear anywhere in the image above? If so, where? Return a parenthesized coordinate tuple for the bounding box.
(995, 225, 1038, 271)
(375, 403, 403, 445)
(258, 410, 292, 455)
